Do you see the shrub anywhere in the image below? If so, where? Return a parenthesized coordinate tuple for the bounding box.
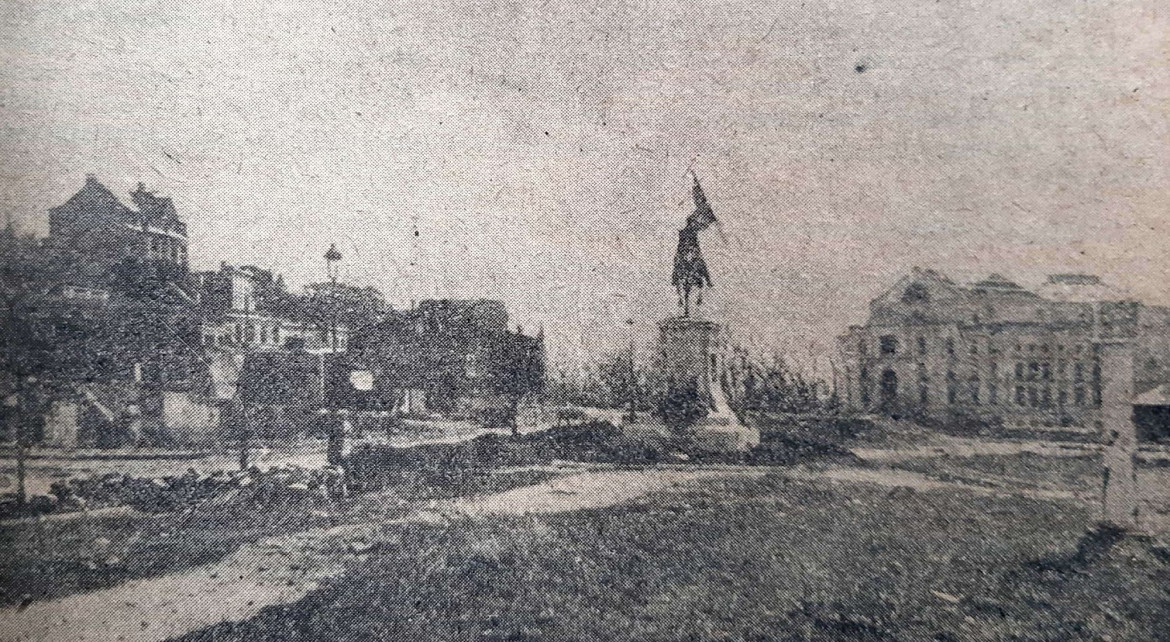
(658, 378, 708, 436)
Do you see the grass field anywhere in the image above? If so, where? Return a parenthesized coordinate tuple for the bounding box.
(888, 452, 1103, 493)
(176, 472, 1170, 642)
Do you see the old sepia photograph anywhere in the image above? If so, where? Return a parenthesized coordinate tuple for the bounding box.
(1, 0, 1168, 640)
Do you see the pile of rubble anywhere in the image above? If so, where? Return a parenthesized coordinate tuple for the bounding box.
(41, 464, 347, 515)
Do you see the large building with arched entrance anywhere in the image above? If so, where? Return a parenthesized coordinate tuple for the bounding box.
(838, 268, 1170, 432)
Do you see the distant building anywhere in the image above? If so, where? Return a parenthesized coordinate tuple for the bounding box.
(47, 175, 189, 276)
(192, 263, 350, 353)
(350, 299, 544, 415)
(838, 268, 1170, 429)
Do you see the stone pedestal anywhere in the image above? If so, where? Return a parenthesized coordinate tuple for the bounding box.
(654, 316, 759, 452)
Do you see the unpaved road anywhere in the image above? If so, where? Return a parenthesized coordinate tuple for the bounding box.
(0, 468, 760, 642)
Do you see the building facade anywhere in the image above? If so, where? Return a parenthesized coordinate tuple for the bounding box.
(192, 264, 350, 353)
(48, 175, 189, 275)
(838, 268, 1170, 429)
(350, 299, 544, 416)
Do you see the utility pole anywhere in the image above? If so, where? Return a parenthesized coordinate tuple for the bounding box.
(13, 377, 38, 509)
(409, 213, 421, 310)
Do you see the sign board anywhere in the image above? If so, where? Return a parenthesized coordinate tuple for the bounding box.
(349, 370, 375, 391)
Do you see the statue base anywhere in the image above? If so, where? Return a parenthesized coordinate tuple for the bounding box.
(619, 415, 760, 454)
(637, 316, 761, 454)
(686, 412, 760, 453)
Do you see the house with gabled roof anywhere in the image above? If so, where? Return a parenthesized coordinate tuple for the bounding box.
(47, 175, 189, 276)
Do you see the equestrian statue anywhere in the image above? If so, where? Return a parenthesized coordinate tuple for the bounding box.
(671, 175, 718, 317)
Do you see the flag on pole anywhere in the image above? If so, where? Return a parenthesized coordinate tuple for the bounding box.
(687, 175, 717, 231)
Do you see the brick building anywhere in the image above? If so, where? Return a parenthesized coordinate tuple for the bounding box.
(838, 268, 1170, 429)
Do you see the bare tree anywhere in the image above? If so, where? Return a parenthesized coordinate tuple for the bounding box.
(597, 350, 648, 420)
(0, 239, 55, 509)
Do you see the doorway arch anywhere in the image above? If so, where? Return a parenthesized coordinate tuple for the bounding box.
(880, 369, 899, 408)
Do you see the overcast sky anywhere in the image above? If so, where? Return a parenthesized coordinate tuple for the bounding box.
(2, 0, 1167, 371)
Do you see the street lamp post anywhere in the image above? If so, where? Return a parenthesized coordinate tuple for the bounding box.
(323, 244, 345, 467)
(324, 244, 342, 353)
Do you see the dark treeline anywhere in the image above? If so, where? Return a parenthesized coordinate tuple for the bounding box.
(734, 357, 840, 415)
(545, 350, 839, 416)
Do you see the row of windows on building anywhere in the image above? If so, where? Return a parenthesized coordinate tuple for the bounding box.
(143, 235, 187, 263)
(859, 360, 1097, 385)
(200, 323, 347, 350)
(859, 379, 1099, 409)
(1012, 360, 1098, 382)
(202, 323, 280, 347)
(924, 381, 1098, 408)
(865, 335, 1091, 359)
(858, 363, 1101, 409)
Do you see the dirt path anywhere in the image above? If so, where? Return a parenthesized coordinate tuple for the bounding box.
(451, 468, 764, 517)
(0, 467, 758, 642)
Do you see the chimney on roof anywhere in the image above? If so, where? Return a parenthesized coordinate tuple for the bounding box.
(85, 173, 98, 184)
